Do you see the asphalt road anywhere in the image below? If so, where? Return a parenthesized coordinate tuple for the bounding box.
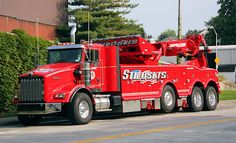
(1, 100, 236, 143)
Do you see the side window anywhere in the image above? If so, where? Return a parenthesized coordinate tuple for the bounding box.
(85, 50, 99, 62)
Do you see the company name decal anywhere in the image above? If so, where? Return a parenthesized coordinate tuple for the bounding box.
(98, 39, 138, 46)
(122, 70, 167, 84)
(169, 43, 186, 48)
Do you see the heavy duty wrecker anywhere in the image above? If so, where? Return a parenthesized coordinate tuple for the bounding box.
(15, 34, 220, 125)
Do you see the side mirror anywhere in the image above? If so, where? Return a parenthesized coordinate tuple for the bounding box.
(73, 67, 81, 80)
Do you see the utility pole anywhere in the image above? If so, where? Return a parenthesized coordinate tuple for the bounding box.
(178, 0, 182, 40)
(177, 0, 182, 64)
(36, 18, 39, 67)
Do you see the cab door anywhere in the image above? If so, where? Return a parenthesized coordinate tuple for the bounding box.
(85, 49, 102, 89)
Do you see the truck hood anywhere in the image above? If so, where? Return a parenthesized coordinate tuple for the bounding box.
(21, 63, 79, 77)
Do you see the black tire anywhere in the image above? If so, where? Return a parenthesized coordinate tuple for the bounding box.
(17, 115, 42, 126)
(204, 86, 218, 111)
(161, 85, 176, 113)
(188, 87, 204, 112)
(67, 92, 93, 125)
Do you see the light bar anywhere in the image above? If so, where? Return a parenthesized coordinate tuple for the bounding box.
(92, 35, 141, 42)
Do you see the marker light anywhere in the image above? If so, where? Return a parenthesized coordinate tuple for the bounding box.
(54, 93, 66, 99)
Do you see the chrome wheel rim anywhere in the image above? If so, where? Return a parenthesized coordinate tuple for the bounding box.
(208, 91, 216, 106)
(194, 92, 202, 107)
(79, 100, 89, 119)
(164, 91, 173, 106)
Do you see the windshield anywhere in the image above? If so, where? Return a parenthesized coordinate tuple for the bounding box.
(48, 49, 82, 64)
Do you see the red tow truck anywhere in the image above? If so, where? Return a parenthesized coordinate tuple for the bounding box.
(15, 34, 220, 125)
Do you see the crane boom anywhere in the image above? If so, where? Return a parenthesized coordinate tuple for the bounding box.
(93, 34, 209, 67)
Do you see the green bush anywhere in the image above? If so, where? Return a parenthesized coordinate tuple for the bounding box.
(0, 29, 52, 113)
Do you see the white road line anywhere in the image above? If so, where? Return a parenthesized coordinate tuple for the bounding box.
(0, 131, 18, 135)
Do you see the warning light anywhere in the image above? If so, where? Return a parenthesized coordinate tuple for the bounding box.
(215, 57, 220, 64)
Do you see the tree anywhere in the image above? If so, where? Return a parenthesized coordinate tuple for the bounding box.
(56, 24, 71, 43)
(157, 29, 177, 41)
(206, 0, 236, 45)
(69, 0, 145, 42)
(185, 29, 202, 36)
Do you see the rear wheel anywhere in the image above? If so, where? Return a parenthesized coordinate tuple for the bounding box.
(67, 92, 93, 125)
(188, 87, 204, 112)
(17, 115, 42, 126)
(204, 86, 218, 111)
(161, 85, 176, 113)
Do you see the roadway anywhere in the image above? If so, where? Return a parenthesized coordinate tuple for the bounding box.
(0, 100, 236, 143)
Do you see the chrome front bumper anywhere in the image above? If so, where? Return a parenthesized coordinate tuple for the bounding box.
(17, 103, 62, 115)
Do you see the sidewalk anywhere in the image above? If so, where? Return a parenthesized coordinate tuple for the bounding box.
(0, 117, 18, 126)
(217, 100, 236, 110)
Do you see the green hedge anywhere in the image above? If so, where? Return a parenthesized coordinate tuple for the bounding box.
(0, 29, 52, 113)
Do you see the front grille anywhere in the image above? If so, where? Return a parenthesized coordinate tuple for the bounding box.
(19, 76, 44, 102)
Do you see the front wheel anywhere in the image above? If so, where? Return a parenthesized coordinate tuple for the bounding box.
(161, 85, 176, 113)
(188, 87, 204, 112)
(67, 92, 93, 125)
(204, 86, 218, 111)
(17, 115, 42, 126)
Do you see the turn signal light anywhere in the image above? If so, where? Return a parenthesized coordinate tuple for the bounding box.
(54, 93, 66, 99)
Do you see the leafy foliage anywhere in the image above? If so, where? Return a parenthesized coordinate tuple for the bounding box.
(206, 0, 236, 45)
(0, 30, 51, 113)
(157, 29, 177, 41)
(58, 0, 145, 42)
(185, 29, 202, 36)
(56, 24, 71, 43)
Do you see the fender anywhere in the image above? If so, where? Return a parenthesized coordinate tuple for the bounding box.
(205, 79, 220, 93)
(188, 79, 205, 95)
(184, 78, 219, 96)
(159, 80, 177, 97)
(67, 85, 93, 103)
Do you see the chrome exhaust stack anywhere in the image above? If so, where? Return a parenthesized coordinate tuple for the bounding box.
(82, 62, 91, 87)
(70, 25, 77, 43)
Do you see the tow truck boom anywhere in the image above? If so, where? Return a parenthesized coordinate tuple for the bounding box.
(94, 34, 209, 67)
